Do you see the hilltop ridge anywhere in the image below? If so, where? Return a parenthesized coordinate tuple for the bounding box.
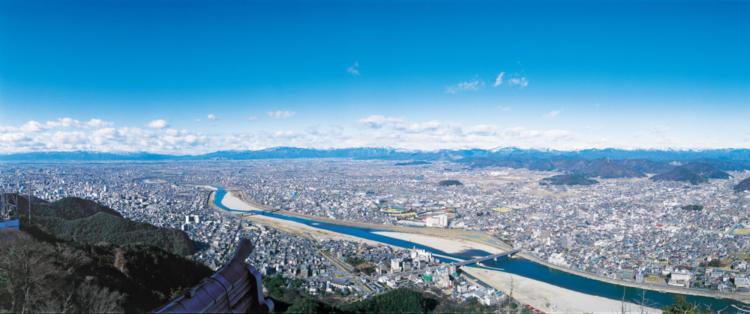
(735, 177, 750, 192)
(651, 162, 731, 185)
(0, 196, 212, 313)
(9, 194, 195, 256)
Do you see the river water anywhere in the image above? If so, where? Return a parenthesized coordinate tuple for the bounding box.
(213, 188, 745, 311)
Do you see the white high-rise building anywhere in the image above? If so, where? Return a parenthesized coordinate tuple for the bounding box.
(425, 214, 448, 228)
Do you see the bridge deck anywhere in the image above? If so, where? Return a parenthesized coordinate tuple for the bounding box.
(384, 249, 521, 278)
(452, 248, 521, 267)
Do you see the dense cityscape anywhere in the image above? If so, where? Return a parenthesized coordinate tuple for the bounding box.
(0, 161, 512, 308)
(1, 159, 748, 305)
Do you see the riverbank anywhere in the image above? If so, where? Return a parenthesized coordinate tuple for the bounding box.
(519, 252, 750, 304)
(228, 189, 513, 251)
(367, 230, 661, 313)
(463, 267, 661, 313)
(371, 231, 503, 256)
(219, 190, 750, 305)
(217, 189, 384, 246)
(214, 190, 660, 312)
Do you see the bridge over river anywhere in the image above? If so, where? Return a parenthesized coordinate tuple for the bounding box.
(213, 187, 749, 311)
(384, 248, 522, 278)
(453, 248, 521, 267)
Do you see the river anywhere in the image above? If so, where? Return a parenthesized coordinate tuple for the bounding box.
(213, 187, 746, 311)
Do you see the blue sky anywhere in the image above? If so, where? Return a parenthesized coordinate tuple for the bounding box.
(1, 0, 749, 153)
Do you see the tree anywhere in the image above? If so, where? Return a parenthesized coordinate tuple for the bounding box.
(343, 288, 434, 313)
(285, 296, 334, 314)
(75, 282, 124, 313)
(662, 296, 705, 314)
(0, 231, 55, 313)
(505, 275, 515, 313)
(1, 231, 124, 313)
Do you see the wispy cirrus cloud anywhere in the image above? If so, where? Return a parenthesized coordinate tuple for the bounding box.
(346, 61, 360, 76)
(267, 110, 296, 119)
(445, 78, 485, 94)
(356, 114, 578, 150)
(492, 70, 528, 88)
(449, 71, 526, 93)
(498, 106, 512, 112)
(493, 72, 505, 87)
(508, 76, 529, 88)
(543, 110, 561, 119)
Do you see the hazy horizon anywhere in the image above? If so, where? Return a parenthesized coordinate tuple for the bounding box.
(5, 145, 750, 158)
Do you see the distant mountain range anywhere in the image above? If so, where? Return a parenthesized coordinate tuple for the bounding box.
(4, 147, 750, 162)
(3, 147, 750, 183)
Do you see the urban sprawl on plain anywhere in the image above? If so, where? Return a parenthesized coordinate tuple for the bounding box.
(2, 159, 749, 302)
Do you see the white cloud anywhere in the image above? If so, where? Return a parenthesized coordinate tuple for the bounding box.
(544, 110, 561, 119)
(267, 110, 296, 119)
(445, 78, 485, 94)
(50, 130, 87, 145)
(273, 130, 300, 138)
(85, 118, 111, 128)
(498, 106, 512, 112)
(45, 117, 80, 128)
(2, 114, 742, 154)
(494, 72, 505, 87)
(0, 117, 212, 154)
(0, 126, 16, 133)
(21, 121, 44, 132)
(358, 115, 403, 129)
(492, 71, 528, 88)
(508, 76, 529, 88)
(91, 127, 116, 145)
(247, 116, 258, 121)
(352, 115, 581, 150)
(502, 127, 573, 143)
(0, 132, 27, 143)
(147, 119, 169, 129)
(467, 124, 498, 136)
(19, 118, 110, 132)
(346, 61, 360, 76)
(207, 114, 218, 121)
